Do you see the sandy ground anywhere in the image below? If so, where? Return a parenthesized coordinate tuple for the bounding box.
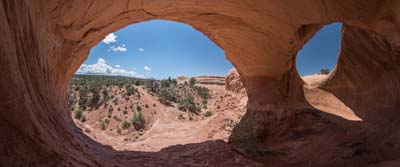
(303, 74, 362, 121)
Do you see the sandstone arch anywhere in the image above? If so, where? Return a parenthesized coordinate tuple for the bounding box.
(1, 0, 399, 166)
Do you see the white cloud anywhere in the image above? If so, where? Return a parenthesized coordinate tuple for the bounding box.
(110, 45, 127, 52)
(144, 66, 151, 72)
(138, 48, 144, 52)
(76, 58, 141, 77)
(115, 65, 120, 68)
(102, 33, 117, 44)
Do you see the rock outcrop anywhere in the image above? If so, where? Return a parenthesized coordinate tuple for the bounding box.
(0, 0, 399, 166)
(225, 68, 246, 93)
(194, 76, 225, 85)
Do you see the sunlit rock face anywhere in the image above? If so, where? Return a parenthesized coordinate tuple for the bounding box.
(0, 0, 399, 166)
(225, 68, 245, 94)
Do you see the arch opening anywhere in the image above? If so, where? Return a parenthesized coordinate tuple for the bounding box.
(67, 20, 248, 151)
(295, 23, 362, 121)
(296, 22, 342, 80)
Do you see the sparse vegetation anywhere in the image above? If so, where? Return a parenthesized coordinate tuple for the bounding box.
(74, 109, 84, 121)
(122, 120, 131, 129)
(67, 75, 239, 145)
(178, 114, 185, 120)
(204, 111, 213, 117)
(132, 111, 145, 130)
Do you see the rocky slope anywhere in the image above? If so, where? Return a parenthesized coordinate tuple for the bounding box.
(71, 75, 248, 152)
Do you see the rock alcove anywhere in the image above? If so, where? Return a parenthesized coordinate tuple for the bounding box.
(1, 0, 400, 166)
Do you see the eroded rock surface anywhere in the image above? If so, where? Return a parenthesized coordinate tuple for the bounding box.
(0, 0, 399, 166)
(225, 68, 246, 94)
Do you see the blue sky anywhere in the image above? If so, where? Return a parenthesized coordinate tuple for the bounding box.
(296, 22, 342, 75)
(77, 20, 342, 78)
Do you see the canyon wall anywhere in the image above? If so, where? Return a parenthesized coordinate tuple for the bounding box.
(0, 0, 399, 166)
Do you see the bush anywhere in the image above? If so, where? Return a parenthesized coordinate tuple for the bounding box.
(122, 121, 131, 129)
(113, 116, 121, 122)
(101, 121, 107, 130)
(204, 111, 213, 117)
(178, 114, 185, 120)
(136, 105, 142, 112)
(74, 109, 84, 120)
(177, 96, 197, 113)
(145, 104, 149, 108)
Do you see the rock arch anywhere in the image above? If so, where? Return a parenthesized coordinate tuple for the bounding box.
(0, 0, 399, 166)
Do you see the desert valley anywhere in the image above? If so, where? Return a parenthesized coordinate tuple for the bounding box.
(68, 69, 247, 151)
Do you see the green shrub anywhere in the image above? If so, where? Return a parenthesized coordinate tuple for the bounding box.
(204, 111, 213, 117)
(132, 111, 145, 130)
(74, 109, 84, 120)
(122, 121, 131, 129)
(178, 114, 185, 120)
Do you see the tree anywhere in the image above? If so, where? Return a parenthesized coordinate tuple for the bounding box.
(89, 91, 100, 109)
(102, 89, 109, 103)
(172, 79, 177, 85)
(320, 68, 330, 75)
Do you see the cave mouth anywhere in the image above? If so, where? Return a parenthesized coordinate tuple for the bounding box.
(67, 20, 247, 152)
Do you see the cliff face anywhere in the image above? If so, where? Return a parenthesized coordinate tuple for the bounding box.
(0, 0, 399, 166)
